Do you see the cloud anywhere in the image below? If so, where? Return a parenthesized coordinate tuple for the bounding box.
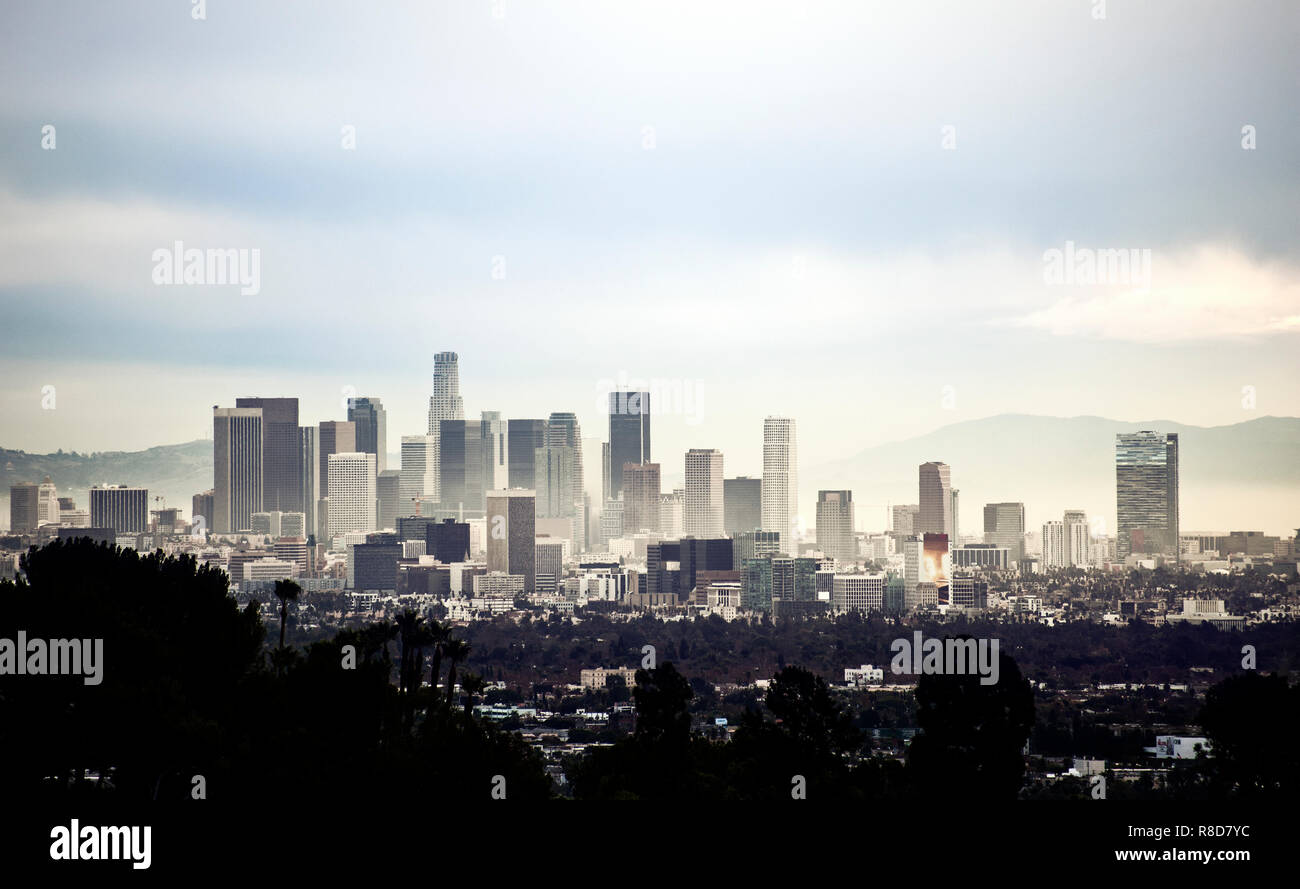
(1008, 245, 1300, 342)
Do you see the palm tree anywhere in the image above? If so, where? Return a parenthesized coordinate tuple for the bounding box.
(460, 672, 487, 718)
(273, 579, 302, 651)
(443, 638, 471, 706)
(427, 620, 452, 696)
(393, 609, 423, 695)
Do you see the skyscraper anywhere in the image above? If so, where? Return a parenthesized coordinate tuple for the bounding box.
(9, 483, 39, 534)
(608, 391, 650, 498)
(891, 504, 920, 536)
(1041, 520, 1066, 569)
(535, 445, 576, 519)
(486, 489, 536, 594)
(723, 476, 762, 536)
(377, 470, 401, 530)
(918, 462, 952, 541)
(508, 419, 548, 489)
(1064, 509, 1090, 567)
(481, 412, 509, 493)
(622, 463, 661, 533)
(437, 420, 467, 511)
(983, 502, 1026, 563)
(318, 421, 356, 499)
(400, 435, 438, 516)
(761, 417, 798, 554)
(299, 426, 320, 540)
(816, 490, 855, 563)
(347, 396, 388, 474)
(1116, 431, 1179, 561)
(684, 449, 724, 538)
(427, 351, 464, 432)
(326, 452, 377, 539)
(235, 397, 300, 512)
(213, 406, 263, 533)
(546, 412, 585, 550)
(89, 485, 148, 533)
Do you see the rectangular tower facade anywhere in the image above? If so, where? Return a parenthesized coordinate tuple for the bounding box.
(235, 397, 301, 513)
(608, 391, 650, 499)
(684, 449, 724, 538)
(761, 417, 798, 555)
(486, 489, 536, 594)
(214, 406, 263, 533)
(1116, 432, 1180, 561)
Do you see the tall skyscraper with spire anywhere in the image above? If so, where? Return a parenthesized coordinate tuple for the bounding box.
(761, 417, 798, 554)
(428, 351, 464, 433)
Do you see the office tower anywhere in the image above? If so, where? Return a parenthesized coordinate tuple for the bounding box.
(507, 419, 547, 489)
(89, 485, 148, 533)
(436, 420, 467, 511)
(771, 555, 820, 617)
(983, 502, 1026, 563)
(1064, 509, 1090, 568)
(950, 489, 960, 542)
(922, 533, 950, 603)
(659, 490, 684, 539)
(741, 558, 774, 612)
(608, 391, 650, 498)
(428, 351, 464, 432)
(684, 449, 724, 537)
(832, 572, 886, 615)
(235, 397, 300, 512)
(326, 452, 377, 539)
(279, 512, 306, 539)
(1041, 521, 1066, 569)
(546, 412, 585, 551)
(9, 483, 39, 533)
(816, 490, 855, 563)
(352, 533, 403, 592)
(1116, 431, 1180, 561)
(601, 442, 612, 502)
(598, 498, 623, 547)
(213, 406, 263, 533)
(535, 538, 566, 594)
(733, 529, 780, 564)
(918, 462, 952, 540)
(724, 476, 762, 535)
(461, 416, 485, 512)
(891, 504, 920, 536)
(377, 470, 401, 529)
(902, 536, 923, 609)
(426, 518, 471, 563)
(348, 396, 388, 474)
(622, 463, 661, 533)
(761, 416, 798, 554)
(192, 490, 214, 531)
(299, 426, 319, 538)
(535, 445, 575, 519)
(678, 537, 734, 597)
(36, 477, 58, 526)
(486, 489, 536, 594)
(400, 435, 438, 516)
(481, 412, 509, 493)
(318, 421, 356, 499)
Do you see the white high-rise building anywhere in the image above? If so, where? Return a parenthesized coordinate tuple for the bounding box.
(428, 351, 464, 433)
(816, 490, 856, 564)
(684, 449, 724, 538)
(1064, 509, 1091, 567)
(1042, 520, 1067, 569)
(400, 435, 438, 516)
(36, 477, 59, 526)
(761, 417, 798, 554)
(327, 452, 377, 540)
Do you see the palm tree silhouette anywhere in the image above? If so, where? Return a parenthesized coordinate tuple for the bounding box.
(443, 638, 471, 706)
(460, 672, 487, 718)
(427, 619, 452, 697)
(273, 579, 302, 651)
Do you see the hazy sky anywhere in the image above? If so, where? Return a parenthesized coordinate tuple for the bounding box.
(2, 1, 1298, 493)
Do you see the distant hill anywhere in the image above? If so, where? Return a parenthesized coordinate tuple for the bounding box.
(805, 414, 1300, 538)
(1, 440, 213, 528)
